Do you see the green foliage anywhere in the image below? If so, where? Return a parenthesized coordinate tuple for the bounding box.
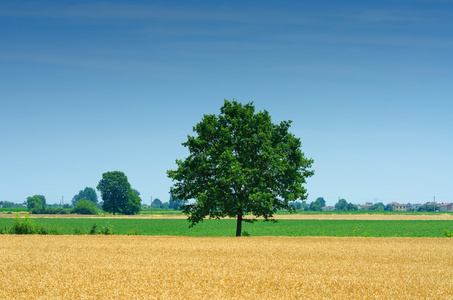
(0, 208, 28, 212)
(0, 201, 15, 208)
(444, 230, 453, 237)
(89, 223, 98, 235)
(151, 198, 163, 209)
(72, 187, 98, 206)
(334, 199, 358, 211)
(241, 230, 251, 237)
(316, 197, 326, 207)
(169, 187, 184, 210)
(30, 207, 69, 214)
(384, 204, 393, 211)
(370, 202, 385, 211)
(97, 171, 141, 215)
(122, 190, 141, 215)
(309, 198, 326, 211)
(73, 227, 85, 235)
(168, 100, 314, 236)
(100, 222, 114, 235)
(72, 199, 97, 215)
(26, 195, 43, 211)
(418, 203, 437, 212)
(9, 214, 63, 234)
(289, 200, 308, 210)
(11, 214, 35, 234)
(127, 229, 141, 235)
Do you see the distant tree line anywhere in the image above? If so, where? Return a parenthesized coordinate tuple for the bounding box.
(289, 197, 359, 211)
(0, 201, 21, 208)
(22, 171, 144, 215)
(290, 197, 392, 212)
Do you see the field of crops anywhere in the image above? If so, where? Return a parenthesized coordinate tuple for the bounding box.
(1, 235, 451, 299)
(1, 217, 453, 237)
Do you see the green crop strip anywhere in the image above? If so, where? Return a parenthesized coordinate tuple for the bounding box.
(1, 218, 452, 237)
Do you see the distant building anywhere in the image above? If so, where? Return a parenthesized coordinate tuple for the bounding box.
(359, 204, 373, 210)
(406, 203, 421, 211)
(322, 206, 335, 211)
(439, 203, 453, 212)
(389, 202, 407, 212)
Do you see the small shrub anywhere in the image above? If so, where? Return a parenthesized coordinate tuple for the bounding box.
(444, 230, 453, 237)
(89, 223, 98, 235)
(49, 226, 63, 235)
(73, 228, 86, 235)
(241, 230, 251, 237)
(31, 207, 68, 214)
(127, 229, 140, 235)
(71, 199, 97, 215)
(36, 225, 49, 235)
(11, 213, 35, 234)
(100, 222, 114, 235)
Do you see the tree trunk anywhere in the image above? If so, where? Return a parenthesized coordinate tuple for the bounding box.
(236, 214, 242, 237)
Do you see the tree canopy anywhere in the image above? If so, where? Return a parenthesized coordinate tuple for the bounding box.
(96, 171, 141, 215)
(72, 199, 97, 215)
(167, 100, 314, 236)
(26, 195, 44, 211)
(72, 187, 98, 206)
(334, 199, 358, 211)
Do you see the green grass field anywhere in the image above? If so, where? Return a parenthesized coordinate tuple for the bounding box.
(0, 208, 28, 213)
(1, 218, 452, 237)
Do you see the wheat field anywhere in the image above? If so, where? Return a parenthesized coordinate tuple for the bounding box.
(1, 236, 452, 299)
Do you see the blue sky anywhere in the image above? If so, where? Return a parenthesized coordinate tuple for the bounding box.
(1, 0, 452, 206)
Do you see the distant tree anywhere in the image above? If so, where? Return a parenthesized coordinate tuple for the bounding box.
(371, 202, 385, 211)
(167, 100, 314, 236)
(72, 187, 98, 206)
(308, 197, 326, 211)
(72, 199, 97, 215)
(35, 195, 46, 208)
(26, 195, 44, 211)
(384, 204, 393, 211)
(301, 201, 309, 211)
(97, 171, 141, 215)
(309, 200, 322, 211)
(316, 197, 326, 207)
(348, 202, 358, 211)
(334, 199, 357, 211)
(290, 200, 309, 211)
(1, 201, 14, 208)
(152, 198, 163, 209)
(169, 187, 184, 210)
(418, 203, 436, 212)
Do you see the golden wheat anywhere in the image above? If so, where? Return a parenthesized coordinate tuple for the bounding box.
(0, 236, 452, 299)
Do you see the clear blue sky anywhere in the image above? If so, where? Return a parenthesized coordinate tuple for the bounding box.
(1, 0, 452, 206)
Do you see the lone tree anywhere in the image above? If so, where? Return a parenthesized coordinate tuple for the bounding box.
(167, 100, 314, 236)
(97, 171, 141, 215)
